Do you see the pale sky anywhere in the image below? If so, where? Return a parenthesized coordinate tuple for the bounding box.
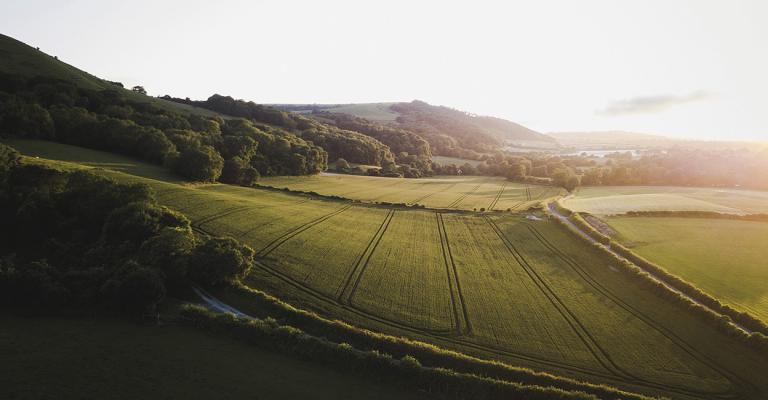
(2, 0, 767, 140)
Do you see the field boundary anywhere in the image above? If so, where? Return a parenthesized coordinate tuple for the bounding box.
(524, 222, 748, 399)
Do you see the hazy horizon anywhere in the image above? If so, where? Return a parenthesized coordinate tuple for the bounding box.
(1, 0, 766, 141)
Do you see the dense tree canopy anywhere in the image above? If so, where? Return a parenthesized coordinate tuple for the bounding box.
(0, 144, 259, 315)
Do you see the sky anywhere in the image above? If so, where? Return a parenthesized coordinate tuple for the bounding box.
(1, 0, 767, 141)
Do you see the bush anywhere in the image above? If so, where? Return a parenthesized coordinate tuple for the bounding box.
(172, 145, 224, 182)
(188, 237, 255, 285)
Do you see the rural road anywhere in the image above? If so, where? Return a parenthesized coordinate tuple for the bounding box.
(546, 203, 753, 334)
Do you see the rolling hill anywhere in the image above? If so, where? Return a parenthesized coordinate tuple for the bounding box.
(277, 101, 559, 158)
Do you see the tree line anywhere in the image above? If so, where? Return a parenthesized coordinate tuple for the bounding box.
(0, 143, 257, 315)
(0, 73, 328, 184)
(433, 147, 768, 192)
(161, 94, 397, 168)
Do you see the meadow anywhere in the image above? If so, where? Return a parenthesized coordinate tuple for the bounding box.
(260, 173, 564, 211)
(8, 139, 768, 400)
(563, 186, 768, 215)
(604, 216, 768, 322)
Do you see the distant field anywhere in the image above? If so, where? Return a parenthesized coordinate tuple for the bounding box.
(431, 155, 483, 167)
(321, 103, 399, 121)
(0, 315, 425, 400)
(261, 174, 563, 211)
(564, 186, 768, 215)
(604, 216, 768, 322)
(9, 140, 768, 400)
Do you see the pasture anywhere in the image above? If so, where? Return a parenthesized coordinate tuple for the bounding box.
(9, 140, 768, 400)
(605, 216, 768, 322)
(260, 174, 564, 211)
(563, 186, 768, 215)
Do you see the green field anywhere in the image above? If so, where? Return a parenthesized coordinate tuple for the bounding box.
(8, 140, 768, 400)
(564, 186, 768, 215)
(431, 155, 484, 167)
(320, 103, 399, 121)
(260, 174, 563, 211)
(604, 216, 768, 322)
(0, 314, 427, 400)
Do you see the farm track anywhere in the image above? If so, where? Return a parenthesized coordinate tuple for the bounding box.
(446, 183, 482, 208)
(437, 213, 472, 336)
(409, 182, 459, 205)
(524, 223, 750, 399)
(338, 209, 396, 304)
(257, 204, 353, 257)
(484, 216, 623, 379)
(192, 206, 251, 230)
(488, 182, 507, 211)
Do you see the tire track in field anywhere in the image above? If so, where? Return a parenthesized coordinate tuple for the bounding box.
(524, 223, 751, 399)
(337, 209, 395, 304)
(192, 206, 251, 229)
(245, 244, 632, 381)
(446, 183, 482, 209)
(409, 182, 459, 205)
(437, 213, 472, 336)
(256, 204, 352, 257)
(484, 216, 625, 379)
(487, 182, 507, 211)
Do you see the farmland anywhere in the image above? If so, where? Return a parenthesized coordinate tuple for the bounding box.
(604, 216, 768, 322)
(8, 140, 768, 400)
(563, 186, 768, 215)
(260, 174, 564, 211)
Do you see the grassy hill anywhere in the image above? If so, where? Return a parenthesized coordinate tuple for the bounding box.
(277, 100, 559, 157)
(0, 33, 224, 118)
(9, 139, 768, 400)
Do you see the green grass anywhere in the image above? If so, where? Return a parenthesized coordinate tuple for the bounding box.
(260, 174, 563, 211)
(8, 140, 768, 400)
(564, 185, 768, 215)
(0, 314, 427, 400)
(604, 216, 768, 322)
(321, 103, 400, 121)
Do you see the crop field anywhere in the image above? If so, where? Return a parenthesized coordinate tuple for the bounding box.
(563, 185, 768, 215)
(431, 155, 484, 167)
(604, 216, 768, 322)
(260, 174, 564, 211)
(10, 140, 768, 400)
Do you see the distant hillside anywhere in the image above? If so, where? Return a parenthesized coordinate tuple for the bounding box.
(277, 100, 557, 159)
(549, 131, 674, 148)
(0, 33, 221, 118)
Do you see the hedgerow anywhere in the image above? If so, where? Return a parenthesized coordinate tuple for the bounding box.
(179, 304, 601, 400)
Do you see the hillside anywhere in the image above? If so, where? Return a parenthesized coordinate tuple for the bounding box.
(277, 100, 558, 158)
(0, 34, 222, 118)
